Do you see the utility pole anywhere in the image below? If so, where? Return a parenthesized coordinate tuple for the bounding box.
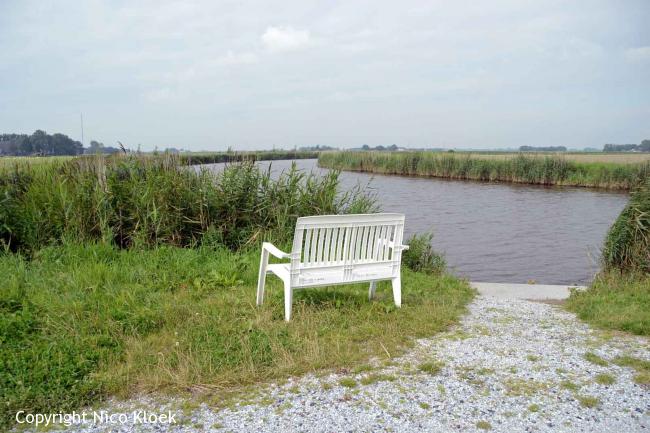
(80, 113, 84, 146)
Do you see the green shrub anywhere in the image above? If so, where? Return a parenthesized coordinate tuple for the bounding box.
(403, 233, 446, 274)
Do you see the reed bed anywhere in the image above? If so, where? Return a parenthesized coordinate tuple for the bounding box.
(0, 153, 373, 253)
(602, 179, 650, 273)
(429, 152, 650, 164)
(318, 151, 650, 190)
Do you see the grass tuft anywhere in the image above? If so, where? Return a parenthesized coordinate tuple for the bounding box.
(584, 352, 608, 367)
(418, 360, 445, 375)
(594, 373, 616, 385)
(560, 381, 580, 392)
(576, 395, 600, 408)
(528, 404, 541, 412)
(359, 374, 397, 386)
(338, 378, 358, 388)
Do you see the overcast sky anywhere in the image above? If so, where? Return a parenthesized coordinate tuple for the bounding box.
(1, 1, 649, 151)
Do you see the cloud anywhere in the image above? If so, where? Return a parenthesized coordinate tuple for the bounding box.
(624, 46, 650, 63)
(261, 26, 310, 52)
(217, 50, 258, 65)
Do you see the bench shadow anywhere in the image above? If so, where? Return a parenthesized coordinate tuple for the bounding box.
(294, 286, 374, 306)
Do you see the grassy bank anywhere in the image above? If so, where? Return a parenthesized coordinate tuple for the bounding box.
(566, 273, 650, 335)
(318, 151, 650, 190)
(567, 180, 650, 335)
(0, 154, 473, 428)
(0, 243, 473, 427)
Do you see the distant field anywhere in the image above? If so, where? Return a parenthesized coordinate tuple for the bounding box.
(0, 150, 318, 171)
(441, 152, 650, 164)
(0, 155, 71, 166)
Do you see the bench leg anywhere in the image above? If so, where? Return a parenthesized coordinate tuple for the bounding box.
(391, 276, 401, 307)
(284, 281, 293, 322)
(256, 249, 269, 306)
(368, 281, 377, 300)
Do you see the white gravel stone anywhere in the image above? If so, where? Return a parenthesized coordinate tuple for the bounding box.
(32, 296, 650, 432)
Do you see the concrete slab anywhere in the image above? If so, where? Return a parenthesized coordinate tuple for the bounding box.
(471, 282, 586, 301)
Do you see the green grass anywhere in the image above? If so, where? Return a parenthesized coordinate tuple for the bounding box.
(0, 243, 474, 428)
(566, 274, 650, 335)
(476, 420, 492, 430)
(318, 151, 650, 190)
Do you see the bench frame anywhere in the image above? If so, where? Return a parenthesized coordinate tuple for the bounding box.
(256, 213, 409, 321)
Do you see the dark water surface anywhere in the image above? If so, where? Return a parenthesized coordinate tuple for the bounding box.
(202, 159, 629, 285)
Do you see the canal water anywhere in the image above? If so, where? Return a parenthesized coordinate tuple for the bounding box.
(202, 159, 629, 285)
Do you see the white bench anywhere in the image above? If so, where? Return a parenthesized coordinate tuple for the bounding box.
(256, 213, 409, 321)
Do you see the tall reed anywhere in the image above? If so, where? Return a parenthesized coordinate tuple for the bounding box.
(318, 151, 650, 190)
(602, 179, 650, 273)
(0, 154, 374, 252)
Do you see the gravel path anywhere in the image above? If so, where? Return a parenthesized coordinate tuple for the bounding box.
(47, 296, 650, 432)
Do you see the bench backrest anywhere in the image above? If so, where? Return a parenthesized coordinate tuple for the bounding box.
(289, 213, 406, 285)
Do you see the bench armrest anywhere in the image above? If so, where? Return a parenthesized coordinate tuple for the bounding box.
(262, 242, 291, 259)
(376, 240, 410, 252)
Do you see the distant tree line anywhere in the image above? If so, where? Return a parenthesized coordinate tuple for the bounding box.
(86, 140, 122, 154)
(298, 145, 337, 151)
(604, 140, 650, 152)
(0, 131, 128, 156)
(519, 146, 567, 152)
(360, 144, 399, 151)
(0, 130, 83, 156)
